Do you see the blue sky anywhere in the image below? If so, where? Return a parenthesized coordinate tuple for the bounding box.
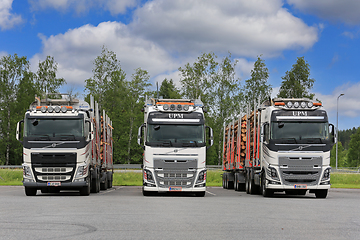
(1, 0, 360, 130)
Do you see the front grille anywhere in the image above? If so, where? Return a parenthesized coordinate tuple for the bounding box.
(154, 158, 197, 188)
(31, 153, 76, 182)
(279, 156, 322, 186)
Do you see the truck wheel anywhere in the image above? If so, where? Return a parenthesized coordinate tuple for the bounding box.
(107, 172, 113, 189)
(25, 187, 37, 196)
(80, 184, 90, 196)
(100, 174, 108, 190)
(195, 191, 205, 197)
(315, 189, 328, 199)
(245, 172, 250, 194)
(261, 175, 273, 197)
(234, 174, 238, 191)
(142, 188, 154, 196)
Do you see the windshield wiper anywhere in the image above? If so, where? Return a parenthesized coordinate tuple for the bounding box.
(56, 134, 76, 140)
(280, 138, 298, 144)
(182, 141, 198, 147)
(31, 134, 50, 140)
(162, 140, 173, 147)
(302, 138, 323, 144)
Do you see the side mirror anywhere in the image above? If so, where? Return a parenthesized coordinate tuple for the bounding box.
(206, 126, 213, 150)
(330, 124, 335, 145)
(16, 120, 24, 143)
(85, 119, 94, 141)
(138, 123, 146, 150)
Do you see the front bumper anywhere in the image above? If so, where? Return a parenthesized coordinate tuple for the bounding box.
(143, 185, 206, 192)
(23, 180, 88, 189)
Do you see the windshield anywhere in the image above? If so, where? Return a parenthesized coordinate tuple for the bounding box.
(271, 121, 329, 143)
(24, 118, 85, 140)
(147, 124, 205, 146)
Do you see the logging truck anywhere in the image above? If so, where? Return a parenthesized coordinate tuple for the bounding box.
(222, 98, 335, 198)
(16, 94, 113, 196)
(138, 98, 213, 196)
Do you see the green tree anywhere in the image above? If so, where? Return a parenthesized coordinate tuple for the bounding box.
(178, 52, 243, 165)
(330, 142, 347, 168)
(206, 54, 242, 165)
(36, 56, 66, 96)
(85, 46, 122, 105)
(244, 56, 271, 110)
(277, 56, 315, 99)
(159, 79, 181, 99)
(179, 52, 217, 103)
(0, 54, 37, 165)
(347, 128, 360, 167)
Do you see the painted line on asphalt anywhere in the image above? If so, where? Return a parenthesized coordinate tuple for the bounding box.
(206, 190, 216, 196)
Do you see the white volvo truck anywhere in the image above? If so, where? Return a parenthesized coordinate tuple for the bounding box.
(222, 98, 334, 198)
(138, 98, 213, 197)
(16, 94, 113, 196)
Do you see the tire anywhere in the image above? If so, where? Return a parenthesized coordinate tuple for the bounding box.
(195, 191, 205, 197)
(100, 174, 108, 190)
(222, 174, 226, 189)
(315, 189, 328, 199)
(261, 174, 273, 197)
(234, 174, 239, 191)
(25, 187, 37, 196)
(80, 184, 90, 196)
(245, 172, 250, 194)
(142, 188, 154, 196)
(107, 172, 113, 189)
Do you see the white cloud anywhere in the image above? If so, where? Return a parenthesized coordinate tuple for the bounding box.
(30, 0, 320, 91)
(30, 21, 179, 87)
(287, 0, 360, 25)
(29, 0, 138, 15)
(131, 0, 319, 57)
(315, 82, 360, 118)
(0, 0, 22, 30)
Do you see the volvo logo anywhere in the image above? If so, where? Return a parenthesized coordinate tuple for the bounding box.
(43, 142, 65, 149)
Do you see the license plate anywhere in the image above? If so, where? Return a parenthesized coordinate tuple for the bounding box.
(169, 187, 182, 191)
(47, 182, 61, 187)
(294, 184, 307, 189)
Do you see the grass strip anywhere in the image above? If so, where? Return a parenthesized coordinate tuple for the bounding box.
(1, 169, 359, 188)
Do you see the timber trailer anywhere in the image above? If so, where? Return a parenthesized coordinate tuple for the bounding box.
(222, 98, 335, 198)
(138, 98, 213, 197)
(16, 94, 113, 196)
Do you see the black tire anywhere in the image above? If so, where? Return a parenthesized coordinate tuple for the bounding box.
(234, 174, 239, 191)
(315, 189, 328, 199)
(195, 191, 205, 197)
(25, 187, 37, 196)
(107, 172, 113, 189)
(100, 174, 108, 190)
(80, 184, 90, 196)
(142, 188, 154, 196)
(245, 172, 250, 194)
(222, 174, 226, 189)
(261, 174, 273, 197)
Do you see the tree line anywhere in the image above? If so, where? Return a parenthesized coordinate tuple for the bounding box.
(1, 47, 355, 168)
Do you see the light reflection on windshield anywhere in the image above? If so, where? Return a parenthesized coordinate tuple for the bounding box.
(147, 124, 204, 143)
(271, 122, 329, 141)
(25, 118, 84, 138)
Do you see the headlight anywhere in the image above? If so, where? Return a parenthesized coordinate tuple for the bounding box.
(75, 164, 88, 179)
(301, 102, 306, 108)
(55, 106, 61, 113)
(48, 106, 54, 113)
(322, 168, 331, 181)
(286, 101, 293, 108)
(293, 102, 299, 108)
(23, 164, 33, 179)
(61, 106, 67, 113)
(144, 169, 155, 183)
(267, 166, 280, 181)
(183, 105, 189, 111)
(163, 104, 169, 110)
(307, 102, 313, 108)
(40, 106, 47, 113)
(196, 170, 206, 183)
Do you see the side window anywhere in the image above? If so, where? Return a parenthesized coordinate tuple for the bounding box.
(263, 123, 269, 143)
